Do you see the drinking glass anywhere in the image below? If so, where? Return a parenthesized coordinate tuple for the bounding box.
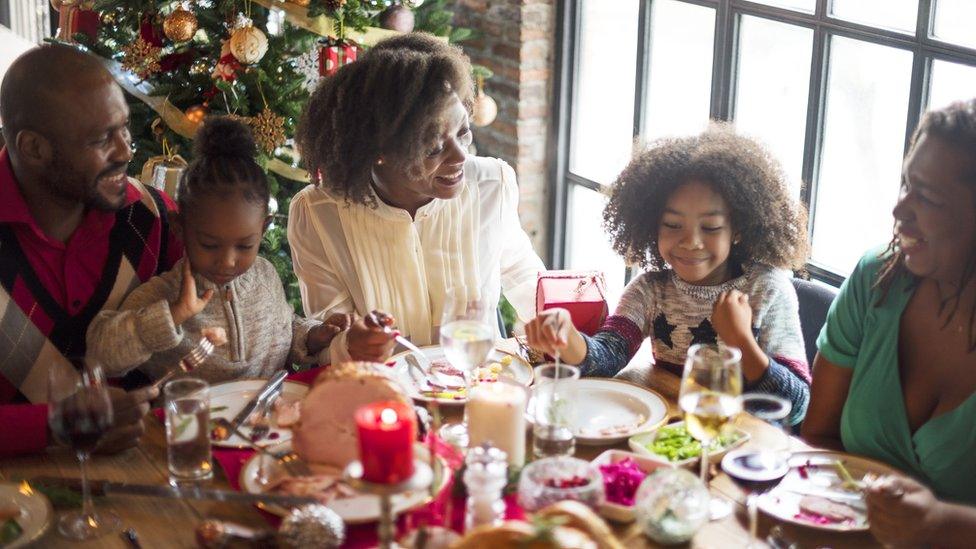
(48, 358, 119, 540)
(164, 378, 213, 484)
(438, 286, 495, 448)
(723, 394, 792, 547)
(531, 363, 580, 458)
(678, 343, 743, 519)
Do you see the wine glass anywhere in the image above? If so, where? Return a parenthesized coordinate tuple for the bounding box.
(678, 343, 743, 520)
(723, 394, 792, 548)
(438, 285, 495, 448)
(48, 358, 120, 539)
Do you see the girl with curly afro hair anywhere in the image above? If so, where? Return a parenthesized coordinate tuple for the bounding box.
(289, 33, 544, 364)
(88, 117, 349, 383)
(527, 124, 812, 425)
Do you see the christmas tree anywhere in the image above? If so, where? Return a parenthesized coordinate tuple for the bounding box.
(66, 0, 473, 310)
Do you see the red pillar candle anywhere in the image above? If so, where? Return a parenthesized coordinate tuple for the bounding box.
(355, 401, 416, 484)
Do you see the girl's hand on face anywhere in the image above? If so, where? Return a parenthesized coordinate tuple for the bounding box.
(711, 289, 754, 347)
(346, 314, 396, 363)
(525, 308, 574, 357)
(865, 475, 943, 546)
(170, 260, 214, 326)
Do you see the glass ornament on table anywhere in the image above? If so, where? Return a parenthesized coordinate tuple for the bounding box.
(678, 343, 744, 520)
(47, 358, 120, 540)
(436, 285, 495, 449)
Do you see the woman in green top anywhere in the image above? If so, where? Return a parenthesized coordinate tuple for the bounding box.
(803, 98, 976, 547)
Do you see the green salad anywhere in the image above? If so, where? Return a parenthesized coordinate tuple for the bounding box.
(646, 424, 741, 462)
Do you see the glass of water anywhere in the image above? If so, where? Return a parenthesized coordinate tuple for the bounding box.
(164, 378, 212, 484)
(531, 363, 580, 458)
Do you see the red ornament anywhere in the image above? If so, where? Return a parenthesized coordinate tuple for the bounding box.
(318, 37, 359, 77)
(355, 401, 415, 484)
(54, 1, 99, 42)
(139, 14, 165, 47)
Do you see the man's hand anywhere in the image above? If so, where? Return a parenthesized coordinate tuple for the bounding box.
(95, 385, 158, 454)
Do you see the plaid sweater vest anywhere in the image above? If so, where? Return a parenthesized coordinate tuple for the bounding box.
(0, 181, 171, 403)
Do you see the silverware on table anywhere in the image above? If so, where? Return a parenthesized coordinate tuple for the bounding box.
(27, 476, 319, 506)
(405, 354, 464, 391)
(121, 527, 142, 548)
(221, 370, 288, 438)
(148, 337, 215, 392)
(211, 417, 313, 477)
(249, 391, 280, 442)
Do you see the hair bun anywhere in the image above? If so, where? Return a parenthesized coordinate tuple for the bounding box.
(193, 116, 257, 160)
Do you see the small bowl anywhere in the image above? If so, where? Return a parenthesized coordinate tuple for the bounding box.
(627, 420, 749, 469)
(590, 450, 668, 523)
(517, 456, 604, 512)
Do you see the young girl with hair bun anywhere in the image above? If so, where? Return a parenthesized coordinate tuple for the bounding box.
(88, 117, 348, 383)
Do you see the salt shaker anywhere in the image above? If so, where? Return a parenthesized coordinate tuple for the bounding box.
(463, 443, 508, 531)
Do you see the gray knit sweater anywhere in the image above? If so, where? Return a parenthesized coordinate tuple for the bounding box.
(87, 257, 328, 384)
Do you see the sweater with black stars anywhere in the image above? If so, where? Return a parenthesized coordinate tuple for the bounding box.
(577, 264, 810, 425)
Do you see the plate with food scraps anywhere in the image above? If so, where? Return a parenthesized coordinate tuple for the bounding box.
(0, 482, 52, 549)
(757, 450, 900, 532)
(208, 379, 309, 449)
(527, 378, 669, 445)
(389, 345, 533, 405)
(627, 420, 749, 468)
(239, 441, 451, 524)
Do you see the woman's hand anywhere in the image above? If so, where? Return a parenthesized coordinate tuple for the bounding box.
(170, 260, 214, 326)
(346, 312, 396, 363)
(525, 308, 587, 365)
(711, 289, 754, 347)
(866, 475, 944, 546)
(306, 313, 356, 355)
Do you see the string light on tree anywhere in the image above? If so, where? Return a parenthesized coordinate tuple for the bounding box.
(185, 105, 208, 124)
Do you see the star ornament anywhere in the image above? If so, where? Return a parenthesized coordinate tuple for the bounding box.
(121, 37, 162, 79)
(250, 108, 286, 153)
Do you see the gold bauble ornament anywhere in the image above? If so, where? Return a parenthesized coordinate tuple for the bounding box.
(229, 24, 269, 65)
(249, 108, 286, 153)
(285, 0, 311, 6)
(121, 37, 162, 79)
(163, 6, 198, 43)
(185, 105, 208, 125)
(471, 90, 498, 127)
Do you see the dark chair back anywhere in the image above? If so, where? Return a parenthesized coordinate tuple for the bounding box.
(791, 278, 839, 367)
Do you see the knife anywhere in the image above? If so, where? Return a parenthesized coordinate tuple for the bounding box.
(228, 370, 288, 433)
(28, 477, 318, 507)
(779, 487, 867, 510)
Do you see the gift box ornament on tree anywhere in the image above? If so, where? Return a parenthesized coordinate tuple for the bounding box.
(536, 271, 609, 336)
(318, 36, 359, 77)
(140, 139, 187, 200)
(51, 0, 99, 42)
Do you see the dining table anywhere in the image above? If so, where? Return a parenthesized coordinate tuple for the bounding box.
(0, 341, 884, 548)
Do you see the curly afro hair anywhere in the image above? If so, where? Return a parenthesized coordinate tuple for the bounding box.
(603, 124, 809, 272)
(295, 32, 474, 206)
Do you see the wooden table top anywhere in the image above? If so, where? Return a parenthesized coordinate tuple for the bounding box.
(0, 362, 883, 548)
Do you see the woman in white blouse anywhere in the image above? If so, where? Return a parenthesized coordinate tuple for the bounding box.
(289, 33, 545, 363)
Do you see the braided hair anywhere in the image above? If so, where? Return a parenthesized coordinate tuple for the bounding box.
(177, 116, 270, 214)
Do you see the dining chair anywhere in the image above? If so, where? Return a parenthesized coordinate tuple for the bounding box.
(791, 278, 838, 370)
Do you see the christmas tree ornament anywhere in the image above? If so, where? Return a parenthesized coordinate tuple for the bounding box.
(323, 0, 346, 11)
(379, 4, 415, 33)
(212, 39, 241, 82)
(278, 505, 345, 548)
(121, 37, 163, 79)
(295, 49, 321, 92)
(163, 5, 199, 43)
(51, 0, 98, 42)
(250, 108, 287, 153)
(230, 21, 269, 65)
(185, 104, 208, 124)
(318, 37, 359, 77)
(471, 75, 497, 127)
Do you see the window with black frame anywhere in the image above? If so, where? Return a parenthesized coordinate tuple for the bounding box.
(550, 0, 976, 305)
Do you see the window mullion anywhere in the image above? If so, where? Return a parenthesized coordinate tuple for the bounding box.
(709, 0, 736, 120)
(634, 0, 653, 141)
(904, 0, 935, 153)
(800, 26, 829, 239)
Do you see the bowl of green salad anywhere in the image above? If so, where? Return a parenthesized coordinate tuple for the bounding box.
(627, 421, 749, 468)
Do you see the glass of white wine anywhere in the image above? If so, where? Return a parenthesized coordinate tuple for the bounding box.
(438, 285, 495, 448)
(679, 343, 743, 520)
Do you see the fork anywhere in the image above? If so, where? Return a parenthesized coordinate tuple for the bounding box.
(211, 418, 312, 477)
(249, 393, 278, 442)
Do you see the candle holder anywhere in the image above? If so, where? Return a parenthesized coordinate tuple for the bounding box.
(343, 459, 433, 549)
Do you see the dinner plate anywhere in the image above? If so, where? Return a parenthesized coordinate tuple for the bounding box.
(627, 420, 750, 468)
(389, 345, 533, 405)
(527, 378, 669, 445)
(239, 441, 450, 524)
(757, 450, 900, 532)
(0, 482, 52, 548)
(208, 379, 309, 449)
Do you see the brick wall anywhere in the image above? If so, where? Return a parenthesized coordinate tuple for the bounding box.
(453, 0, 555, 261)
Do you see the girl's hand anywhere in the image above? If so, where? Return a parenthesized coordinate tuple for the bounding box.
(170, 260, 214, 326)
(866, 475, 944, 546)
(711, 289, 754, 347)
(346, 312, 396, 363)
(525, 308, 574, 357)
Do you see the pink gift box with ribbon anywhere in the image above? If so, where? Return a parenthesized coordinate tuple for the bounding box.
(536, 271, 609, 336)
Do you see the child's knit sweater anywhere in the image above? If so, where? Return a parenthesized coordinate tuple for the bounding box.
(87, 257, 328, 383)
(579, 264, 811, 425)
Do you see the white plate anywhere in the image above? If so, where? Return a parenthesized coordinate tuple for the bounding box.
(389, 345, 533, 405)
(527, 379, 669, 445)
(590, 450, 668, 523)
(757, 450, 899, 532)
(0, 482, 52, 548)
(627, 420, 750, 468)
(239, 441, 449, 524)
(208, 379, 309, 448)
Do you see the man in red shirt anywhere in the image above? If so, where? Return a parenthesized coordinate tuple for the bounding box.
(0, 45, 182, 456)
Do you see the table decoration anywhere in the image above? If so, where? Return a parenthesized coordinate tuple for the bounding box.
(517, 456, 604, 512)
(463, 444, 508, 530)
(355, 401, 416, 484)
(634, 467, 709, 544)
(466, 378, 527, 467)
(343, 459, 433, 549)
(589, 450, 667, 522)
